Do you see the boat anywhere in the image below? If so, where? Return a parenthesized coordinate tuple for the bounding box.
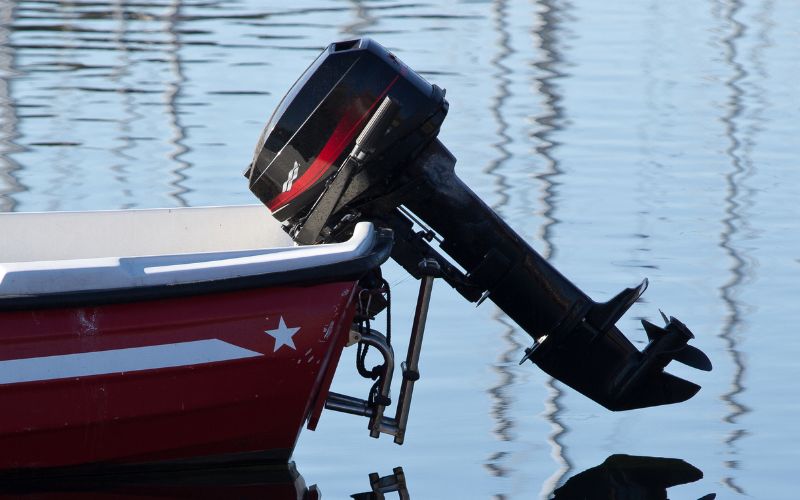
(0, 37, 711, 473)
(0, 205, 391, 470)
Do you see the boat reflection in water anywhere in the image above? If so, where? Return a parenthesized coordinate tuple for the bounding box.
(0, 461, 411, 499)
(552, 454, 715, 500)
(0, 461, 321, 499)
(0, 454, 715, 499)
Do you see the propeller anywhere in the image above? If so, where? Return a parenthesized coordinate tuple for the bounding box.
(641, 312, 712, 372)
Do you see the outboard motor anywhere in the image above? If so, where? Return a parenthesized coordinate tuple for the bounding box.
(245, 38, 711, 411)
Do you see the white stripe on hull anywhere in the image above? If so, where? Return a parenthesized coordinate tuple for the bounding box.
(0, 339, 262, 385)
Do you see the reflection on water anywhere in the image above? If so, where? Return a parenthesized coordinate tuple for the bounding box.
(714, 0, 756, 495)
(0, 457, 712, 500)
(0, 461, 321, 499)
(351, 466, 410, 500)
(529, 0, 572, 495)
(164, 0, 191, 207)
(552, 454, 713, 500)
(486, 0, 513, 209)
(483, 0, 518, 486)
(0, 462, 416, 499)
(0, 1, 22, 212)
(485, 312, 521, 483)
(480, 0, 575, 494)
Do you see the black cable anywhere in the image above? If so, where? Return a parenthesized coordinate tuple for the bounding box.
(355, 276, 394, 409)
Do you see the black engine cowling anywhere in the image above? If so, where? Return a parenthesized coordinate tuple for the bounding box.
(245, 38, 446, 225)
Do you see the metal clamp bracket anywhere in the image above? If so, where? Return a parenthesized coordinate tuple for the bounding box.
(325, 259, 439, 445)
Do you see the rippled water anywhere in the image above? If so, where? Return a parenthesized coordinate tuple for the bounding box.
(1, 0, 799, 498)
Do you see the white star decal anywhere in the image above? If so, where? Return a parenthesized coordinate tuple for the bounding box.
(265, 316, 300, 352)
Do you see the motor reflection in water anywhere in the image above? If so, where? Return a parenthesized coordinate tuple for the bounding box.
(0, 455, 717, 499)
(552, 454, 715, 500)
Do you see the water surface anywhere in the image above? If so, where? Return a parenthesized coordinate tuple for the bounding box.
(1, 0, 799, 497)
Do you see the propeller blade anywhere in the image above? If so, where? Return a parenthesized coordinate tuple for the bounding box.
(673, 345, 712, 371)
(642, 319, 665, 341)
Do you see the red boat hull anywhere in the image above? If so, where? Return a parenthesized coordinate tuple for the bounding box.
(0, 282, 356, 470)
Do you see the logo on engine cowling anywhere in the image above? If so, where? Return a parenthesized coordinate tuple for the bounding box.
(282, 161, 300, 193)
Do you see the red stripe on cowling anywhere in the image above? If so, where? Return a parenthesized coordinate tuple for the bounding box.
(267, 109, 360, 210)
(267, 75, 401, 211)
